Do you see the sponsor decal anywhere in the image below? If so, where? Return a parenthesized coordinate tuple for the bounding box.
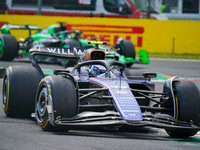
(78, 0, 91, 5)
(116, 90, 128, 94)
(128, 113, 136, 117)
(36, 47, 86, 55)
(47, 48, 74, 55)
(66, 24, 144, 46)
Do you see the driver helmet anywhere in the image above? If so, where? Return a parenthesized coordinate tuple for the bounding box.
(90, 65, 106, 77)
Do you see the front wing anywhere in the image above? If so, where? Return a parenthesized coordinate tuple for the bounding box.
(53, 111, 200, 131)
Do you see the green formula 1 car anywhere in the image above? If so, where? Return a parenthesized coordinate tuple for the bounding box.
(0, 22, 149, 67)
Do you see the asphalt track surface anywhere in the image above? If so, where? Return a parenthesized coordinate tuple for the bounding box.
(0, 58, 200, 150)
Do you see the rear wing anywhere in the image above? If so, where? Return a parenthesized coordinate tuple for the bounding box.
(29, 42, 119, 78)
(29, 46, 117, 60)
(29, 47, 86, 58)
(29, 47, 86, 79)
(1, 24, 41, 35)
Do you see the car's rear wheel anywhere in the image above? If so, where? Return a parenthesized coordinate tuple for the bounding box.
(35, 76, 78, 131)
(0, 34, 18, 61)
(118, 40, 136, 67)
(3, 66, 40, 117)
(165, 80, 200, 138)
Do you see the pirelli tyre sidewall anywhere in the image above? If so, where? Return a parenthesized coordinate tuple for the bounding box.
(2, 69, 9, 116)
(166, 80, 200, 138)
(2, 66, 40, 117)
(0, 34, 18, 61)
(35, 76, 78, 131)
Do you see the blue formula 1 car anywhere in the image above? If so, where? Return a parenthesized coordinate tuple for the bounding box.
(2, 42, 200, 138)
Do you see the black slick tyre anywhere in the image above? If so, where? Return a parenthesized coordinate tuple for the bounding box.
(119, 40, 135, 67)
(2, 66, 40, 117)
(35, 76, 78, 131)
(166, 80, 200, 138)
(0, 34, 18, 61)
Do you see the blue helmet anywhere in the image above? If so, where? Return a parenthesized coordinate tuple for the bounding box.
(90, 65, 100, 77)
(90, 65, 106, 77)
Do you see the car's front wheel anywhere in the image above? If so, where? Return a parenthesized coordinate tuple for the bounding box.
(165, 80, 200, 138)
(35, 76, 78, 131)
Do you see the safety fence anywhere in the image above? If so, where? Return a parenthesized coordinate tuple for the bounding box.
(0, 0, 200, 20)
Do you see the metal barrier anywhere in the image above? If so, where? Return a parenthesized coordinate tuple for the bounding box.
(0, 0, 6, 14)
(2, 0, 200, 20)
(159, 0, 200, 20)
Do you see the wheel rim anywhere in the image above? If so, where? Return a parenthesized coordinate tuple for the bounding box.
(36, 87, 48, 124)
